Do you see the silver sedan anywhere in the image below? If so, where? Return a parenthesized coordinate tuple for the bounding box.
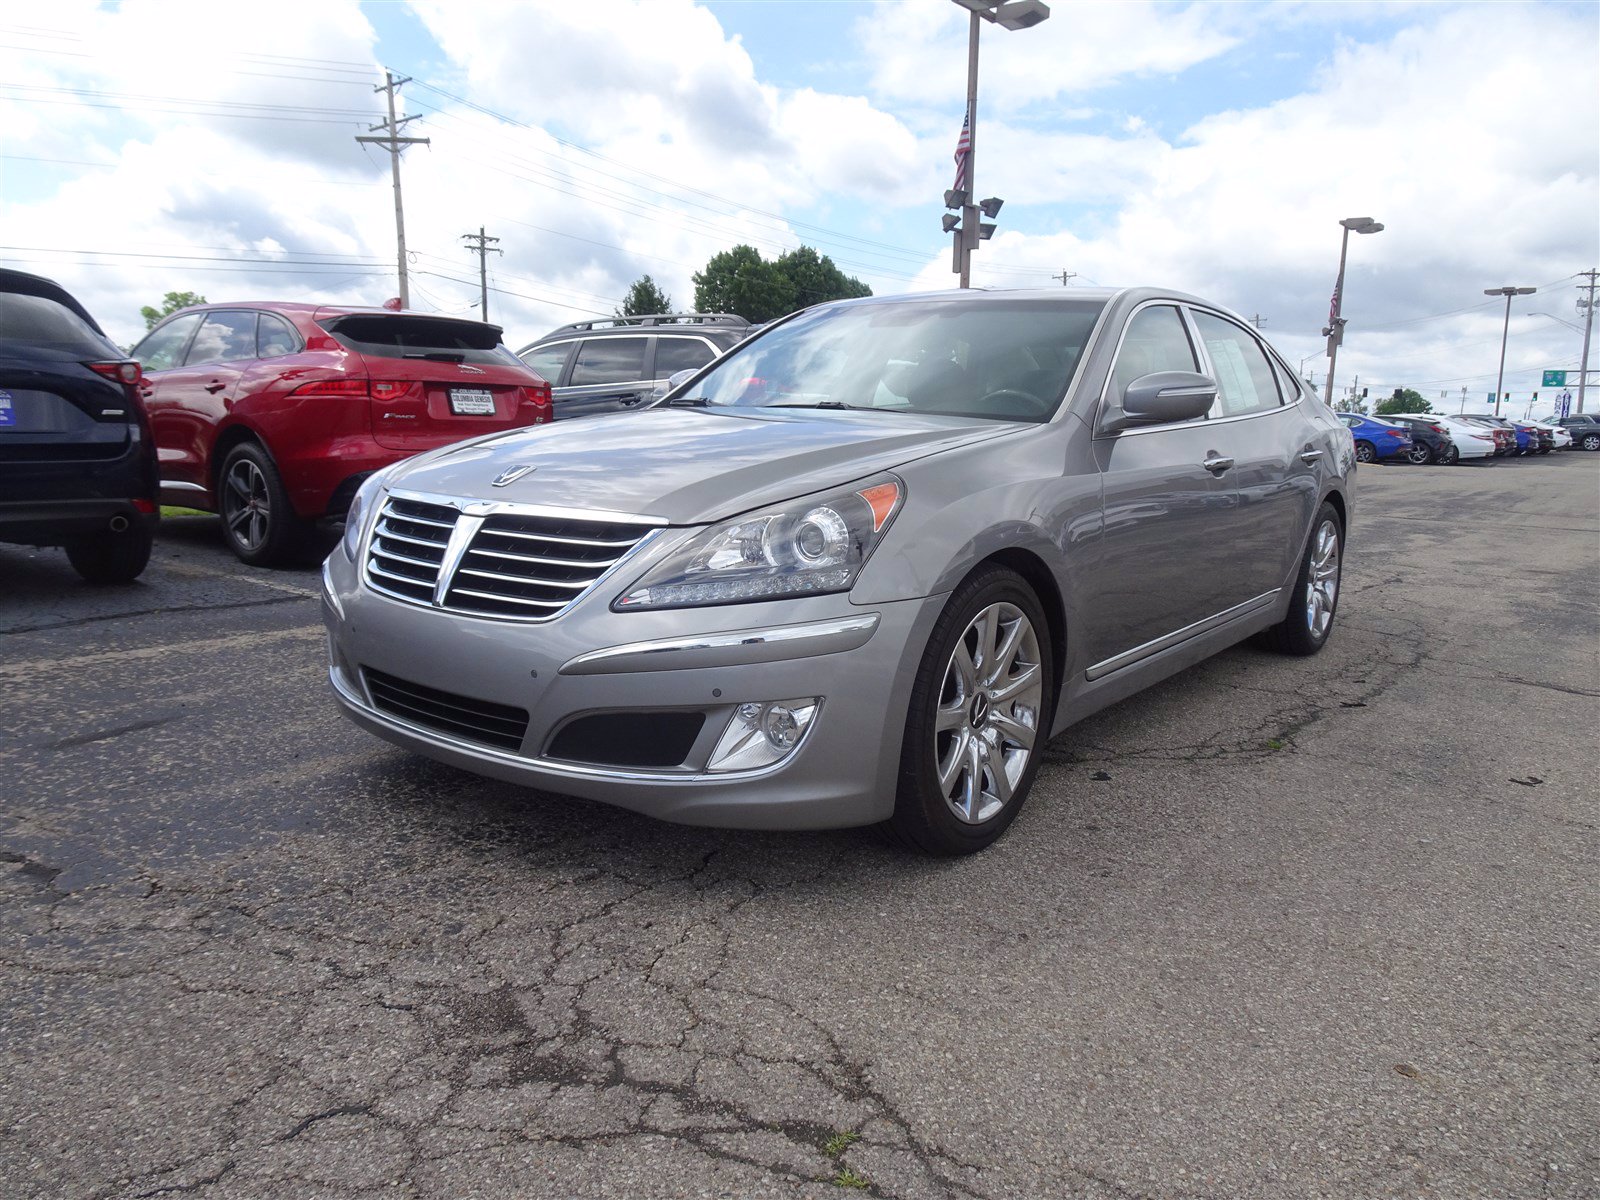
(322, 288, 1355, 854)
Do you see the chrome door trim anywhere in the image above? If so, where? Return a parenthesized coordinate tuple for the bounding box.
(160, 480, 207, 493)
(1084, 589, 1281, 682)
(561, 614, 881, 676)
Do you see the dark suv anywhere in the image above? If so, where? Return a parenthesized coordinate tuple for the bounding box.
(516, 313, 751, 420)
(0, 269, 158, 583)
(1558, 414, 1600, 451)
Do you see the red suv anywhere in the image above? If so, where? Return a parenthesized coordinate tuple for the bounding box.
(131, 303, 553, 564)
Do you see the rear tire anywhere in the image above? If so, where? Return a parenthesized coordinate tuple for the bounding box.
(218, 442, 308, 566)
(1583, 433, 1600, 452)
(882, 565, 1055, 856)
(1405, 443, 1434, 465)
(1259, 501, 1342, 657)
(1353, 440, 1377, 464)
(66, 523, 153, 584)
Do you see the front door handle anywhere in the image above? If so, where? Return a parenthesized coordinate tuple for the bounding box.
(1202, 455, 1234, 474)
(1299, 448, 1325, 464)
(204, 382, 226, 394)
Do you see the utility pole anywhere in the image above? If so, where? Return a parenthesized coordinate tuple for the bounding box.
(461, 227, 502, 321)
(1577, 268, 1597, 414)
(1250, 314, 1266, 329)
(357, 71, 429, 309)
(1051, 269, 1077, 286)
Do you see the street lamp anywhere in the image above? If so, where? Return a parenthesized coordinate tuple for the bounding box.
(944, 0, 1050, 287)
(1322, 216, 1384, 407)
(1484, 285, 1536, 417)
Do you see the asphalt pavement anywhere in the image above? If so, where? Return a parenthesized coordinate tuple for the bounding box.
(1, 453, 1596, 1200)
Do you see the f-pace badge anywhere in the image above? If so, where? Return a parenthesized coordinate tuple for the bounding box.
(491, 464, 537, 487)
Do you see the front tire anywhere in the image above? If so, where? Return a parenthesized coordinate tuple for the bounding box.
(218, 442, 308, 566)
(66, 523, 153, 584)
(1405, 442, 1434, 465)
(1353, 440, 1377, 464)
(1259, 502, 1342, 657)
(884, 566, 1055, 856)
(1439, 444, 1460, 465)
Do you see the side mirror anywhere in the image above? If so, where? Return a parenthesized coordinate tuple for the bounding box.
(650, 368, 701, 405)
(1102, 370, 1217, 433)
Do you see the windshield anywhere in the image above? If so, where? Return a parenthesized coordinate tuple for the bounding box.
(664, 297, 1106, 423)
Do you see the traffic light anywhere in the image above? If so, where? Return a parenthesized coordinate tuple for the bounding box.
(1361, 388, 1369, 399)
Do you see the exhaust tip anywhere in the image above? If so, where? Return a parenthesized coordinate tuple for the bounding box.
(109, 515, 130, 533)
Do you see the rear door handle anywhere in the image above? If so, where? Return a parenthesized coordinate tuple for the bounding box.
(1202, 455, 1234, 474)
(204, 382, 226, 394)
(1299, 449, 1325, 463)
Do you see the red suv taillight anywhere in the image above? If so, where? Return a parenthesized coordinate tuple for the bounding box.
(519, 384, 554, 423)
(88, 360, 142, 385)
(288, 378, 370, 398)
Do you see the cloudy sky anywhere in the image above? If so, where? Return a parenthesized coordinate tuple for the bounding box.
(2, 0, 1596, 414)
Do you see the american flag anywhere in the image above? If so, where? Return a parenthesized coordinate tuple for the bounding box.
(1328, 278, 1341, 327)
(952, 111, 971, 192)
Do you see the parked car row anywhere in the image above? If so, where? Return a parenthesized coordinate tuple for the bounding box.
(1338, 410, 1595, 465)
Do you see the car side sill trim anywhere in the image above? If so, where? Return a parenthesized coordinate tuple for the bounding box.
(560, 613, 880, 676)
(1085, 590, 1280, 682)
(161, 480, 207, 493)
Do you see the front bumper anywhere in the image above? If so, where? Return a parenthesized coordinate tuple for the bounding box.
(322, 551, 943, 830)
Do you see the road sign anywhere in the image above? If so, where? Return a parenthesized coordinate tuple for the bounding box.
(1542, 370, 1567, 387)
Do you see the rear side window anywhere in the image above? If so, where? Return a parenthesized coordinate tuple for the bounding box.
(0, 290, 118, 356)
(570, 337, 648, 386)
(1109, 305, 1198, 398)
(187, 311, 257, 365)
(323, 314, 518, 367)
(257, 312, 299, 358)
(655, 337, 716, 377)
(1191, 312, 1281, 417)
(520, 341, 573, 384)
(134, 313, 204, 372)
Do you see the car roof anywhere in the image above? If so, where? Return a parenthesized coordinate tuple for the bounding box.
(0, 267, 109, 335)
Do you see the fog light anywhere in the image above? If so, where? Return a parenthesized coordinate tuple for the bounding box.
(707, 698, 819, 773)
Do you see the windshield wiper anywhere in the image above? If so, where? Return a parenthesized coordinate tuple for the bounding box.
(662, 395, 709, 407)
(766, 400, 859, 410)
(403, 351, 466, 363)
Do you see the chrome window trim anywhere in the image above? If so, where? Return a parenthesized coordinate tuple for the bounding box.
(560, 614, 881, 675)
(1094, 299, 1304, 438)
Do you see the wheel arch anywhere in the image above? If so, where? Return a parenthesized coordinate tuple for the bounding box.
(962, 547, 1069, 719)
(209, 422, 268, 495)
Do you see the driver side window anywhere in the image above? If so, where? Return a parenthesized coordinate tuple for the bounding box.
(1110, 306, 1199, 399)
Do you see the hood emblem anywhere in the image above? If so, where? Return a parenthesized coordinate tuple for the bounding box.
(492, 464, 537, 488)
(458, 364, 486, 374)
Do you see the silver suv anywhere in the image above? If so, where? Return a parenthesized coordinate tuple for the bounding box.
(516, 313, 751, 420)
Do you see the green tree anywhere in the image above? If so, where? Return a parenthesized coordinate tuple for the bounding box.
(1375, 387, 1432, 415)
(773, 246, 871, 307)
(140, 291, 206, 330)
(616, 275, 673, 318)
(692, 245, 795, 324)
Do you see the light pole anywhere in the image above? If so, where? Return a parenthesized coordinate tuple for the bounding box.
(944, 0, 1050, 287)
(1322, 217, 1384, 407)
(1484, 285, 1536, 417)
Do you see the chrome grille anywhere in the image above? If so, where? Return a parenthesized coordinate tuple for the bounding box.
(365, 496, 459, 605)
(443, 512, 653, 620)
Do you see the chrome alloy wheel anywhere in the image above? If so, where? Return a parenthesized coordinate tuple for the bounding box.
(1305, 519, 1341, 640)
(1406, 443, 1432, 465)
(223, 457, 270, 554)
(935, 602, 1044, 825)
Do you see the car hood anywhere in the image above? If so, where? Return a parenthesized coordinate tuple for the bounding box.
(385, 407, 1019, 525)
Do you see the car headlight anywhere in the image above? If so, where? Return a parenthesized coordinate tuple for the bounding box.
(613, 477, 902, 610)
(341, 469, 390, 560)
